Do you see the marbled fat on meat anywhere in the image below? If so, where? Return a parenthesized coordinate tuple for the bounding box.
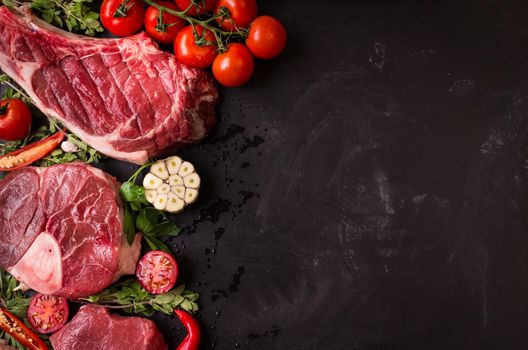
(0, 6, 218, 164)
(0, 163, 141, 298)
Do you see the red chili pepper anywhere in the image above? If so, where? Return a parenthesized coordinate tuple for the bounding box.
(0, 131, 64, 171)
(0, 308, 48, 350)
(174, 310, 200, 350)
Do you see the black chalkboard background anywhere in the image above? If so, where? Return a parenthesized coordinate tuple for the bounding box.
(4, 0, 528, 349)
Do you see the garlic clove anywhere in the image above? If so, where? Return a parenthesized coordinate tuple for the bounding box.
(171, 185, 186, 199)
(166, 156, 182, 175)
(178, 161, 194, 177)
(157, 183, 170, 194)
(184, 188, 198, 204)
(169, 174, 183, 186)
(183, 173, 200, 189)
(145, 190, 157, 204)
(153, 194, 168, 210)
(166, 193, 185, 213)
(151, 160, 169, 180)
(143, 173, 163, 190)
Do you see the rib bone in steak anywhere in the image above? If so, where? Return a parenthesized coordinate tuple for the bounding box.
(50, 305, 167, 350)
(0, 6, 218, 164)
(0, 163, 141, 298)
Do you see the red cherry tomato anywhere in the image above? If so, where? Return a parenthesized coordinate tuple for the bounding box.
(175, 0, 217, 16)
(174, 25, 217, 68)
(212, 43, 254, 87)
(214, 0, 257, 31)
(0, 99, 32, 141)
(27, 294, 69, 334)
(144, 2, 186, 45)
(136, 250, 178, 294)
(246, 16, 287, 60)
(100, 0, 145, 37)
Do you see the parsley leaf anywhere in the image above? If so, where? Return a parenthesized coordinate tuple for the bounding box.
(4, 0, 105, 36)
(82, 279, 199, 316)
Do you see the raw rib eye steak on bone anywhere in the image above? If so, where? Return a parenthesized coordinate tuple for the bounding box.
(0, 6, 219, 164)
(0, 163, 141, 299)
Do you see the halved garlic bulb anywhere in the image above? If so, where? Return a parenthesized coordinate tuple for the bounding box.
(142, 156, 201, 213)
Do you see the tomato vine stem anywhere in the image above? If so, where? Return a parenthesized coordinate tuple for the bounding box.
(141, 0, 247, 52)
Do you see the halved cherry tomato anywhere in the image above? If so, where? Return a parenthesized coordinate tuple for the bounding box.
(136, 250, 178, 294)
(174, 310, 200, 350)
(27, 294, 69, 334)
(246, 16, 287, 60)
(0, 131, 64, 171)
(174, 25, 217, 68)
(0, 308, 48, 350)
(100, 0, 145, 37)
(214, 0, 257, 31)
(144, 2, 186, 45)
(175, 0, 216, 16)
(212, 43, 254, 87)
(0, 99, 32, 141)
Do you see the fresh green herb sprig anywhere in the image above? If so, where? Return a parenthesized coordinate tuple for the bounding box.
(120, 164, 181, 252)
(82, 279, 199, 316)
(0, 270, 30, 320)
(0, 74, 104, 166)
(3, 0, 103, 36)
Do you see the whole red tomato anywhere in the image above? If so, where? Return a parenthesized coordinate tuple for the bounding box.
(174, 25, 217, 68)
(175, 0, 216, 16)
(246, 16, 287, 59)
(214, 0, 257, 31)
(100, 0, 145, 37)
(144, 2, 186, 44)
(0, 99, 32, 141)
(212, 43, 254, 87)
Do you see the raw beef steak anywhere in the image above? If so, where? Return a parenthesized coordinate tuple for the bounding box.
(50, 305, 167, 350)
(0, 6, 218, 164)
(0, 163, 141, 298)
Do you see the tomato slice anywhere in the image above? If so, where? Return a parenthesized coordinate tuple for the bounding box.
(0, 131, 64, 171)
(27, 294, 69, 334)
(0, 308, 48, 350)
(136, 250, 178, 294)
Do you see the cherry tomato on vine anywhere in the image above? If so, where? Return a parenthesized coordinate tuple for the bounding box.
(174, 25, 217, 68)
(213, 43, 254, 87)
(246, 16, 287, 60)
(175, 0, 217, 16)
(214, 0, 257, 31)
(27, 294, 69, 334)
(100, 0, 145, 37)
(136, 250, 178, 294)
(144, 2, 186, 44)
(0, 99, 32, 141)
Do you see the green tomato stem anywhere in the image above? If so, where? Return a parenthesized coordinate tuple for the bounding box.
(141, 0, 247, 51)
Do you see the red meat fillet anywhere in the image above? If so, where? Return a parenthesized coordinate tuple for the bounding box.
(50, 305, 167, 350)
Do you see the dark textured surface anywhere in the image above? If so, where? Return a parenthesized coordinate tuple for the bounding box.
(6, 0, 528, 348)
